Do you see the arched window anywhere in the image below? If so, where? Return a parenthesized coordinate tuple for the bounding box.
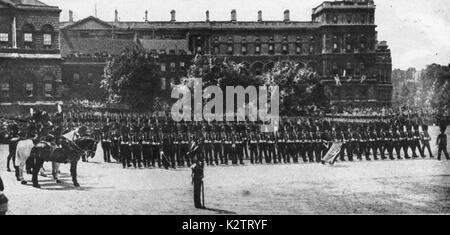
(22, 23, 35, 49)
(41, 24, 54, 49)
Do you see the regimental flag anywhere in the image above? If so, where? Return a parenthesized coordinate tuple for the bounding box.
(321, 142, 343, 164)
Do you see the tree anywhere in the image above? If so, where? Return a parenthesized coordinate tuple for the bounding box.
(101, 47, 162, 111)
(263, 61, 326, 115)
(188, 54, 264, 89)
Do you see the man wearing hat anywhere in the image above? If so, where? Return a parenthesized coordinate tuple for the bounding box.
(436, 125, 449, 161)
(420, 125, 434, 158)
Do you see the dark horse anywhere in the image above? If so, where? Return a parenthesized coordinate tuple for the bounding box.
(29, 137, 95, 188)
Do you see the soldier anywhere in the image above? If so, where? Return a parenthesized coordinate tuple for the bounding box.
(277, 132, 287, 163)
(420, 125, 434, 158)
(212, 133, 222, 165)
(268, 133, 277, 164)
(111, 130, 121, 162)
(436, 125, 449, 161)
(142, 129, 152, 168)
(392, 126, 403, 160)
(130, 130, 142, 168)
(384, 126, 395, 160)
(205, 133, 215, 166)
(235, 133, 244, 165)
(101, 122, 111, 163)
(399, 126, 410, 159)
(249, 133, 258, 164)
(411, 125, 424, 158)
(286, 133, 296, 163)
(258, 133, 268, 164)
(368, 126, 378, 160)
(180, 134, 190, 167)
(173, 133, 181, 167)
(191, 155, 205, 209)
(119, 130, 132, 169)
(375, 125, 386, 160)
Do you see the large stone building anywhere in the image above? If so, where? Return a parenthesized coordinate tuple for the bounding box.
(1, 0, 393, 113)
(0, 0, 62, 115)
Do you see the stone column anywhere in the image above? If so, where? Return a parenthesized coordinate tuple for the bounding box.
(12, 16, 17, 49)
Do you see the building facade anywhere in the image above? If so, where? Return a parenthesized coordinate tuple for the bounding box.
(0, 0, 62, 114)
(0, 0, 393, 113)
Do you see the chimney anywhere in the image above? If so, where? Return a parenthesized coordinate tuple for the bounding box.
(231, 9, 237, 22)
(206, 10, 210, 22)
(170, 10, 176, 22)
(257, 10, 262, 22)
(145, 10, 148, 22)
(69, 10, 74, 23)
(114, 9, 118, 22)
(284, 9, 290, 22)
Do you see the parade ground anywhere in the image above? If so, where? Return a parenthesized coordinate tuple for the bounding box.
(1, 127, 449, 215)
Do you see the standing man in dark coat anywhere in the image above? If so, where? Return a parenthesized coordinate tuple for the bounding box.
(101, 122, 111, 163)
(0, 176, 8, 215)
(191, 153, 205, 209)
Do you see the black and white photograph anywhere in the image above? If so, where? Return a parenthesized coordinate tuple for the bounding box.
(0, 0, 449, 219)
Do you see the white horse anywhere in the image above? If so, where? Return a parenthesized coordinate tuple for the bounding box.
(14, 129, 79, 185)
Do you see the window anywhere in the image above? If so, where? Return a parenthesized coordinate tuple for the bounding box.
(0, 33, 8, 42)
(241, 45, 247, 54)
(1, 83, 10, 98)
(170, 62, 176, 72)
(87, 73, 94, 86)
(159, 49, 166, 55)
(44, 83, 53, 97)
(309, 46, 314, 54)
(268, 44, 274, 54)
(24, 33, 33, 42)
(227, 45, 233, 54)
(25, 83, 34, 97)
(43, 34, 52, 45)
(255, 45, 261, 54)
(282, 44, 288, 54)
(282, 35, 288, 42)
(180, 62, 186, 70)
(80, 32, 90, 38)
(161, 63, 166, 72)
(296, 45, 301, 54)
(73, 73, 80, 84)
(241, 36, 247, 42)
(333, 16, 338, 24)
(214, 46, 220, 54)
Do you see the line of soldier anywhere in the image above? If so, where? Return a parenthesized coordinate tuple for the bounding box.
(73, 115, 446, 169)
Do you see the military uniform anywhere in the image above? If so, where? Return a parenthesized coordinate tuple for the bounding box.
(101, 123, 111, 163)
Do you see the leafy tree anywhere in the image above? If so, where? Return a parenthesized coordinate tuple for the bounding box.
(263, 61, 326, 115)
(188, 54, 264, 89)
(101, 47, 162, 111)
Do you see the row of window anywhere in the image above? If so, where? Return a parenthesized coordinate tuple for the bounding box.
(213, 35, 315, 43)
(0, 32, 53, 48)
(212, 43, 315, 55)
(0, 82, 54, 98)
(160, 62, 186, 72)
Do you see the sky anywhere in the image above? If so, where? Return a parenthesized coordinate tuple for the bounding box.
(43, 0, 450, 70)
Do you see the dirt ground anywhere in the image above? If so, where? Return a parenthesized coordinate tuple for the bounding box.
(1, 126, 449, 215)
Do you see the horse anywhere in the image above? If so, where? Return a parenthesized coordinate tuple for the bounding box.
(29, 137, 84, 188)
(13, 128, 84, 186)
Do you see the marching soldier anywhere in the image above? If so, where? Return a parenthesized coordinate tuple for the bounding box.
(384, 126, 395, 160)
(257, 133, 267, 164)
(399, 126, 410, 159)
(392, 126, 403, 160)
(223, 134, 232, 165)
(268, 133, 277, 164)
(375, 126, 386, 160)
(142, 129, 152, 168)
(111, 130, 121, 162)
(420, 125, 434, 158)
(191, 153, 205, 209)
(411, 125, 424, 158)
(368, 126, 378, 160)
